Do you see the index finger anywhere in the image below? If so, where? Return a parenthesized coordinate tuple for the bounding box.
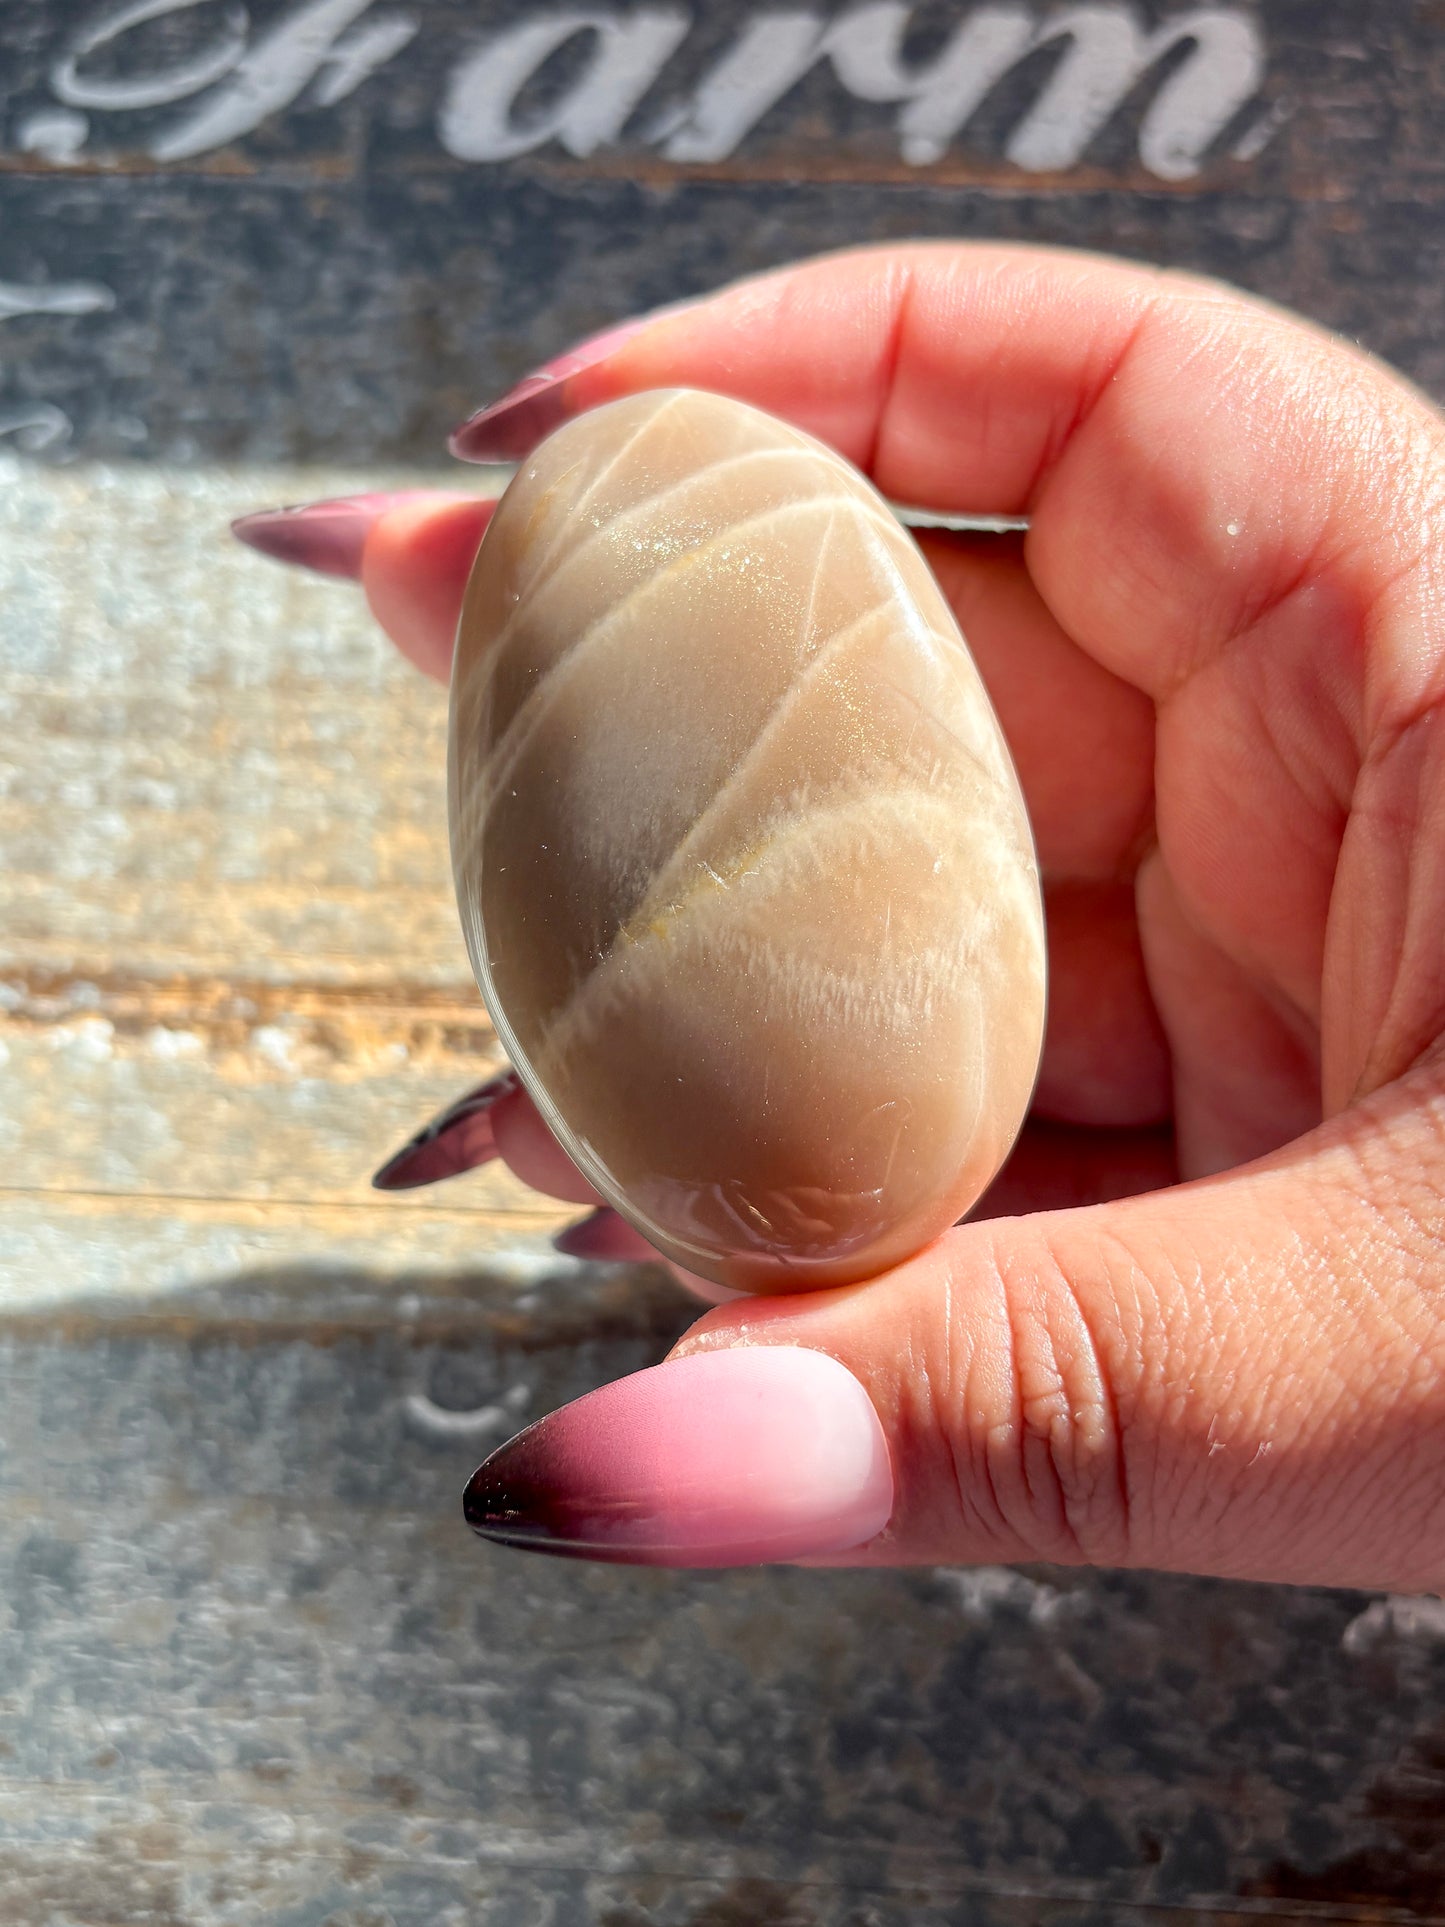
(453, 243, 1157, 512)
(452, 241, 1439, 695)
(447, 242, 1445, 1117)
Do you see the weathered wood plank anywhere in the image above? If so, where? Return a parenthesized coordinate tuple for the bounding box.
(4, 6, 1445, 1911)
(2, 1, 1444, 467)
(0, 464, 468, 981)
(0, 1190, 578, 1312)
(0, 464, 570, 1328)
(0, 997, 516, 1208)
(1, 1283, 1444, 1924)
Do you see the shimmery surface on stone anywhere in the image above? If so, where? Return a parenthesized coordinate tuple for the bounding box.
(450, 391, 1046, 1290)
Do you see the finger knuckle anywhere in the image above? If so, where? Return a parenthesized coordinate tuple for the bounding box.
(950, 1228, 1137, 1567)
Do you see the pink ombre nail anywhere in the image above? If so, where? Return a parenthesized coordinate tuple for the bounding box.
(371, 1069, 520, 1190)
(450, 307, 687, 463)
(462, 1348, 893, 1567)
(552, 1206, 658, 1263)
(231, 490, 432, 579)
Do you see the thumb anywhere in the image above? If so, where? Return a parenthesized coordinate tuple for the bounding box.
(462, 1062, 1445, 1584)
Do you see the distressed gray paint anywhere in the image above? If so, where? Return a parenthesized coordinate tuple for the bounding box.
(0, 0, 1441, 463)
(5, 1260, 1445, 1923)
(3, 5, 1445, 1921)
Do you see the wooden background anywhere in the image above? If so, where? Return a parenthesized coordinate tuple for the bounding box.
(1, 0, 1442, 461)
(3, 3, 1445, 1922)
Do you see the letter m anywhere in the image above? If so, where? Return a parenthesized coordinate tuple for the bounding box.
(1008, 5, 1264, 179)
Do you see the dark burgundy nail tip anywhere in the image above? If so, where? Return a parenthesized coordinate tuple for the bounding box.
(462, 1452, 648, 1564)
(462, 1432, 561, 1543)
(464, 1525, 643, 1564)
(551, 1213, 606, 1260)
(371, 1131, 500, 1190)
(232, 510, 360, 579)
(371, 1069, 520, 1190)
(462, 1456, 541, 1537)
(450, 308, 686, 463)
(449, 376, 574, 463)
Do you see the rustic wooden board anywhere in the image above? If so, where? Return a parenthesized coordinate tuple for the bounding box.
(4, 464, 1445, 1923)
(1, 0, 1443, 468)
(5, 1261, 1445, 1927)
(4, 2, 1445, 1917)
(0, 464, 566, 1310)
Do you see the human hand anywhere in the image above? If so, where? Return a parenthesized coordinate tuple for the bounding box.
(235, 245, 1445, 1586)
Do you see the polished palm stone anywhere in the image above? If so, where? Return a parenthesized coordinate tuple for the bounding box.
(449, 389, 1045, 1290)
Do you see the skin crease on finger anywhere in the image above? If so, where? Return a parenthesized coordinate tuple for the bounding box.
(351, 245, 1445, 1587)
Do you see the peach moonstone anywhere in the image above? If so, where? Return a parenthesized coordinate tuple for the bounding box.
(449, 389, 1045, 1291)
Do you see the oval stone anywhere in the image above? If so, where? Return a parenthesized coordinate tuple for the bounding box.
(449, 389, 1045, 1291)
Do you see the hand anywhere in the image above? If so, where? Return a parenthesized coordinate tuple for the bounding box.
(235, 245, 1445, 1586)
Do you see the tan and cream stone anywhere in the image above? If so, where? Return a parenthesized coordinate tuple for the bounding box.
(450, 389, 1045, 1291)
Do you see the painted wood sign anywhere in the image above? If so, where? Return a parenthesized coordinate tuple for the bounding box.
(2, 16, 1444, 1916)
(0, 3, 1440, 457)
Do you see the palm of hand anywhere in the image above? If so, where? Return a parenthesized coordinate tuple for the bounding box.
(357, 246, 1445, 1589)
(922, 338, 1441, 1219)
(928, 513, 1337, 1213)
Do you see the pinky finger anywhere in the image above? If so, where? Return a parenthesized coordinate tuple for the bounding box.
(372, 1070, 597, 1203)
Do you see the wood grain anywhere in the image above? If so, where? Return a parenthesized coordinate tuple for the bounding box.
(0, 463, 572, 1309)
(4, 462, 1445, 1923)
(2, 0, 1443, 466)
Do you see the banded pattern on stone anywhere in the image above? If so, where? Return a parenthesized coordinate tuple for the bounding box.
(450, 389, 1045, 1290)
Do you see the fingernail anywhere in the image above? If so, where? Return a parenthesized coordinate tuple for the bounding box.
(552, 1206, 657, 1263)
(450, 308, 680, 463)
(462, 1347, 893, 1567)
(371, 1069, 520, 1190)
(553, 1213, 744, 1303)
(231, 490, 430, 579)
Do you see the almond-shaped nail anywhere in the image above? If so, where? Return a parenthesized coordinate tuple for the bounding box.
(231, 490, 432, 579)
(552, 1207, 657, 1262)
(450, 310, 680, 463)
(462, 1348, 893, 1567)
(372, 1069, 520, 1190)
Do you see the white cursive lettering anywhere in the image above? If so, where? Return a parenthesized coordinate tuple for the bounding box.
(833, 6, 1039, 168)
(41, 2, 1274, 182)
(661, 5, 1042, 167)
(652, 11, 825, 162)
(440, 9, 690, 162)
(664, 1, 1262, 175)
(52, 0, 249, 111)
(153, 0, 403, 159)
(1009, 5, 1264, 178)
(311, 13, 419, 107)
